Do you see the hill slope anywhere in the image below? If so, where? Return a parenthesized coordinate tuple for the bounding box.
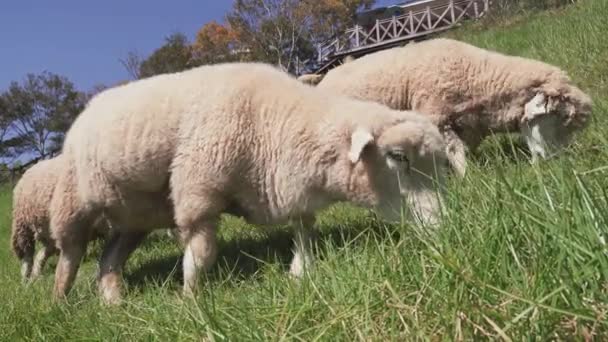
(0, 1, 606, 339)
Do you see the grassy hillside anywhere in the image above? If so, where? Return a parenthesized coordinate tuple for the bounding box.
(1, 1, 607, 340)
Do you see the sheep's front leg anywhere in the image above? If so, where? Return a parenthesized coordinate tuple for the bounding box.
(443, 128, 468, 178)
(289, 215, 316, 278)
(30, 241, 58, 280)
(182, 222, 218, 298)
(98, 231, 147, 305)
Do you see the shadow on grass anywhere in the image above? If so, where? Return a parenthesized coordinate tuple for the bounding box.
(124, 211, 399, 291)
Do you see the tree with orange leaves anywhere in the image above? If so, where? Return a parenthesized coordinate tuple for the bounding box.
(192, 21, 246, 65)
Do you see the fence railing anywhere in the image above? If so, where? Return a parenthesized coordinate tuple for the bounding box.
(317, 0, 489, 63)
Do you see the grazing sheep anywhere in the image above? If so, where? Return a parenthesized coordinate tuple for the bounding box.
(317, 38, 593, 176)
(49, 62, 447, 304)
(10, 155, 110, 282)
(297, 56, 354, 86)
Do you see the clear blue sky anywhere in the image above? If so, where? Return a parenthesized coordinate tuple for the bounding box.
(0, 0, 396, 92)
(0, 1, 233, 92)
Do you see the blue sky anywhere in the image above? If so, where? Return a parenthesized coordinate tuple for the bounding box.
(0, 0, 396, 92)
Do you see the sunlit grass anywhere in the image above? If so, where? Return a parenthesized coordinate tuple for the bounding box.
(0, 1, 607, 339)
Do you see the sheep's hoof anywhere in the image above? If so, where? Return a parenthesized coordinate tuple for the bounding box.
(30, 268, 43, 282)
(20, 261, 33, 280)
(100, 288, 123, 306)
(52, 290, 69, 303)
(102, 292, 123, 306)
(182, 286, 198, 300)
(288, 252, 314, 279)
(99, 275, 123, 306)
(289, 266, 304, 279)
(22, 278, 33, 287)
(288, 272, 303, 282)
(288, 263, 313, 280)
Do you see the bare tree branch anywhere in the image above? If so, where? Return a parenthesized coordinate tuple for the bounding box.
(119, 50, 143, 80)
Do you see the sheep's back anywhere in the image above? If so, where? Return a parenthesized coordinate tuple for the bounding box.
(63, 72, 190, 201)
(318, 38, 566, 114)
(12, 157, 64, 231)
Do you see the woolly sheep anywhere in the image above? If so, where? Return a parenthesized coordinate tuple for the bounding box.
(49, 62, 447, 304)
(317, 38, 593, 176)
(10, 155, 110, 282)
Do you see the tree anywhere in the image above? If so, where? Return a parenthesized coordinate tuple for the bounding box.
(119, 51, 144, 80)
(301, 0, 375, 46)
(226, 0, 375, 74)
(227, 0, 312, 73)
(1, 72, 86, 160)
(192, 21, 244, 65)
(0, 96, 12, 157)
(85, 82, 130, 102)
(139, 32, 196, 79)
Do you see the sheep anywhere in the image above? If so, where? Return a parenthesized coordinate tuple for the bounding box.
(317, 38, 593, 177)
(296, 55, 355, 86)
(48, 62, 448, 304)
(10, 155, 110, 282)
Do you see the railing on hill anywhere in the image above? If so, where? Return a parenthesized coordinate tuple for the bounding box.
(317, 0, 489, 63)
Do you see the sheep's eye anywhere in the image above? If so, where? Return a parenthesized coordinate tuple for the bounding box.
(386, 150, 409, 163)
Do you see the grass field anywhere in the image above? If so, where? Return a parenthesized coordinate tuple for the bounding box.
(1, 1, 607, 340)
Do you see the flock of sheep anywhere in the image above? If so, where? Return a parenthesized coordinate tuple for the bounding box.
(9, 38, 593, 305)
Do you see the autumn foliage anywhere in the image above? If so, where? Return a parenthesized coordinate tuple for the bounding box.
(193, 21, 244, 64)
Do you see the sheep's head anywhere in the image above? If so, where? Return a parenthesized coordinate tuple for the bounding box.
(297, 74, 325, 86)
(349, 118, 447, 227)
(520, 86, 593, 162)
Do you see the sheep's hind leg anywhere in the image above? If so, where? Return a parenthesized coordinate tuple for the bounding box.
(30, 240, 58, 280)
(289, 215, 316, 278)
(98, 231, 148, 305)
(53, 230, 90, 301)
(51, 207, 93, 301)
(181, 222, 218, 298)
(50, 166, 96, 301)
(20, 255, 33, 282)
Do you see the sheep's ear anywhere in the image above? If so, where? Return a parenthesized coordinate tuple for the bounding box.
(522, 92, 548, 123)
(349, 127, 374, 163)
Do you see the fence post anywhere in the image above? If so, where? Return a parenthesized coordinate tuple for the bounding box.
(409, 11, 414, 33)
(317, 44, 322, 63)
(392, 16, 397, 38)
(375, 19, 380, 43)
(450, 0, 456, 22)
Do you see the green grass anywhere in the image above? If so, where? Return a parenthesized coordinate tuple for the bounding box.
(1, 1, 608, 339)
